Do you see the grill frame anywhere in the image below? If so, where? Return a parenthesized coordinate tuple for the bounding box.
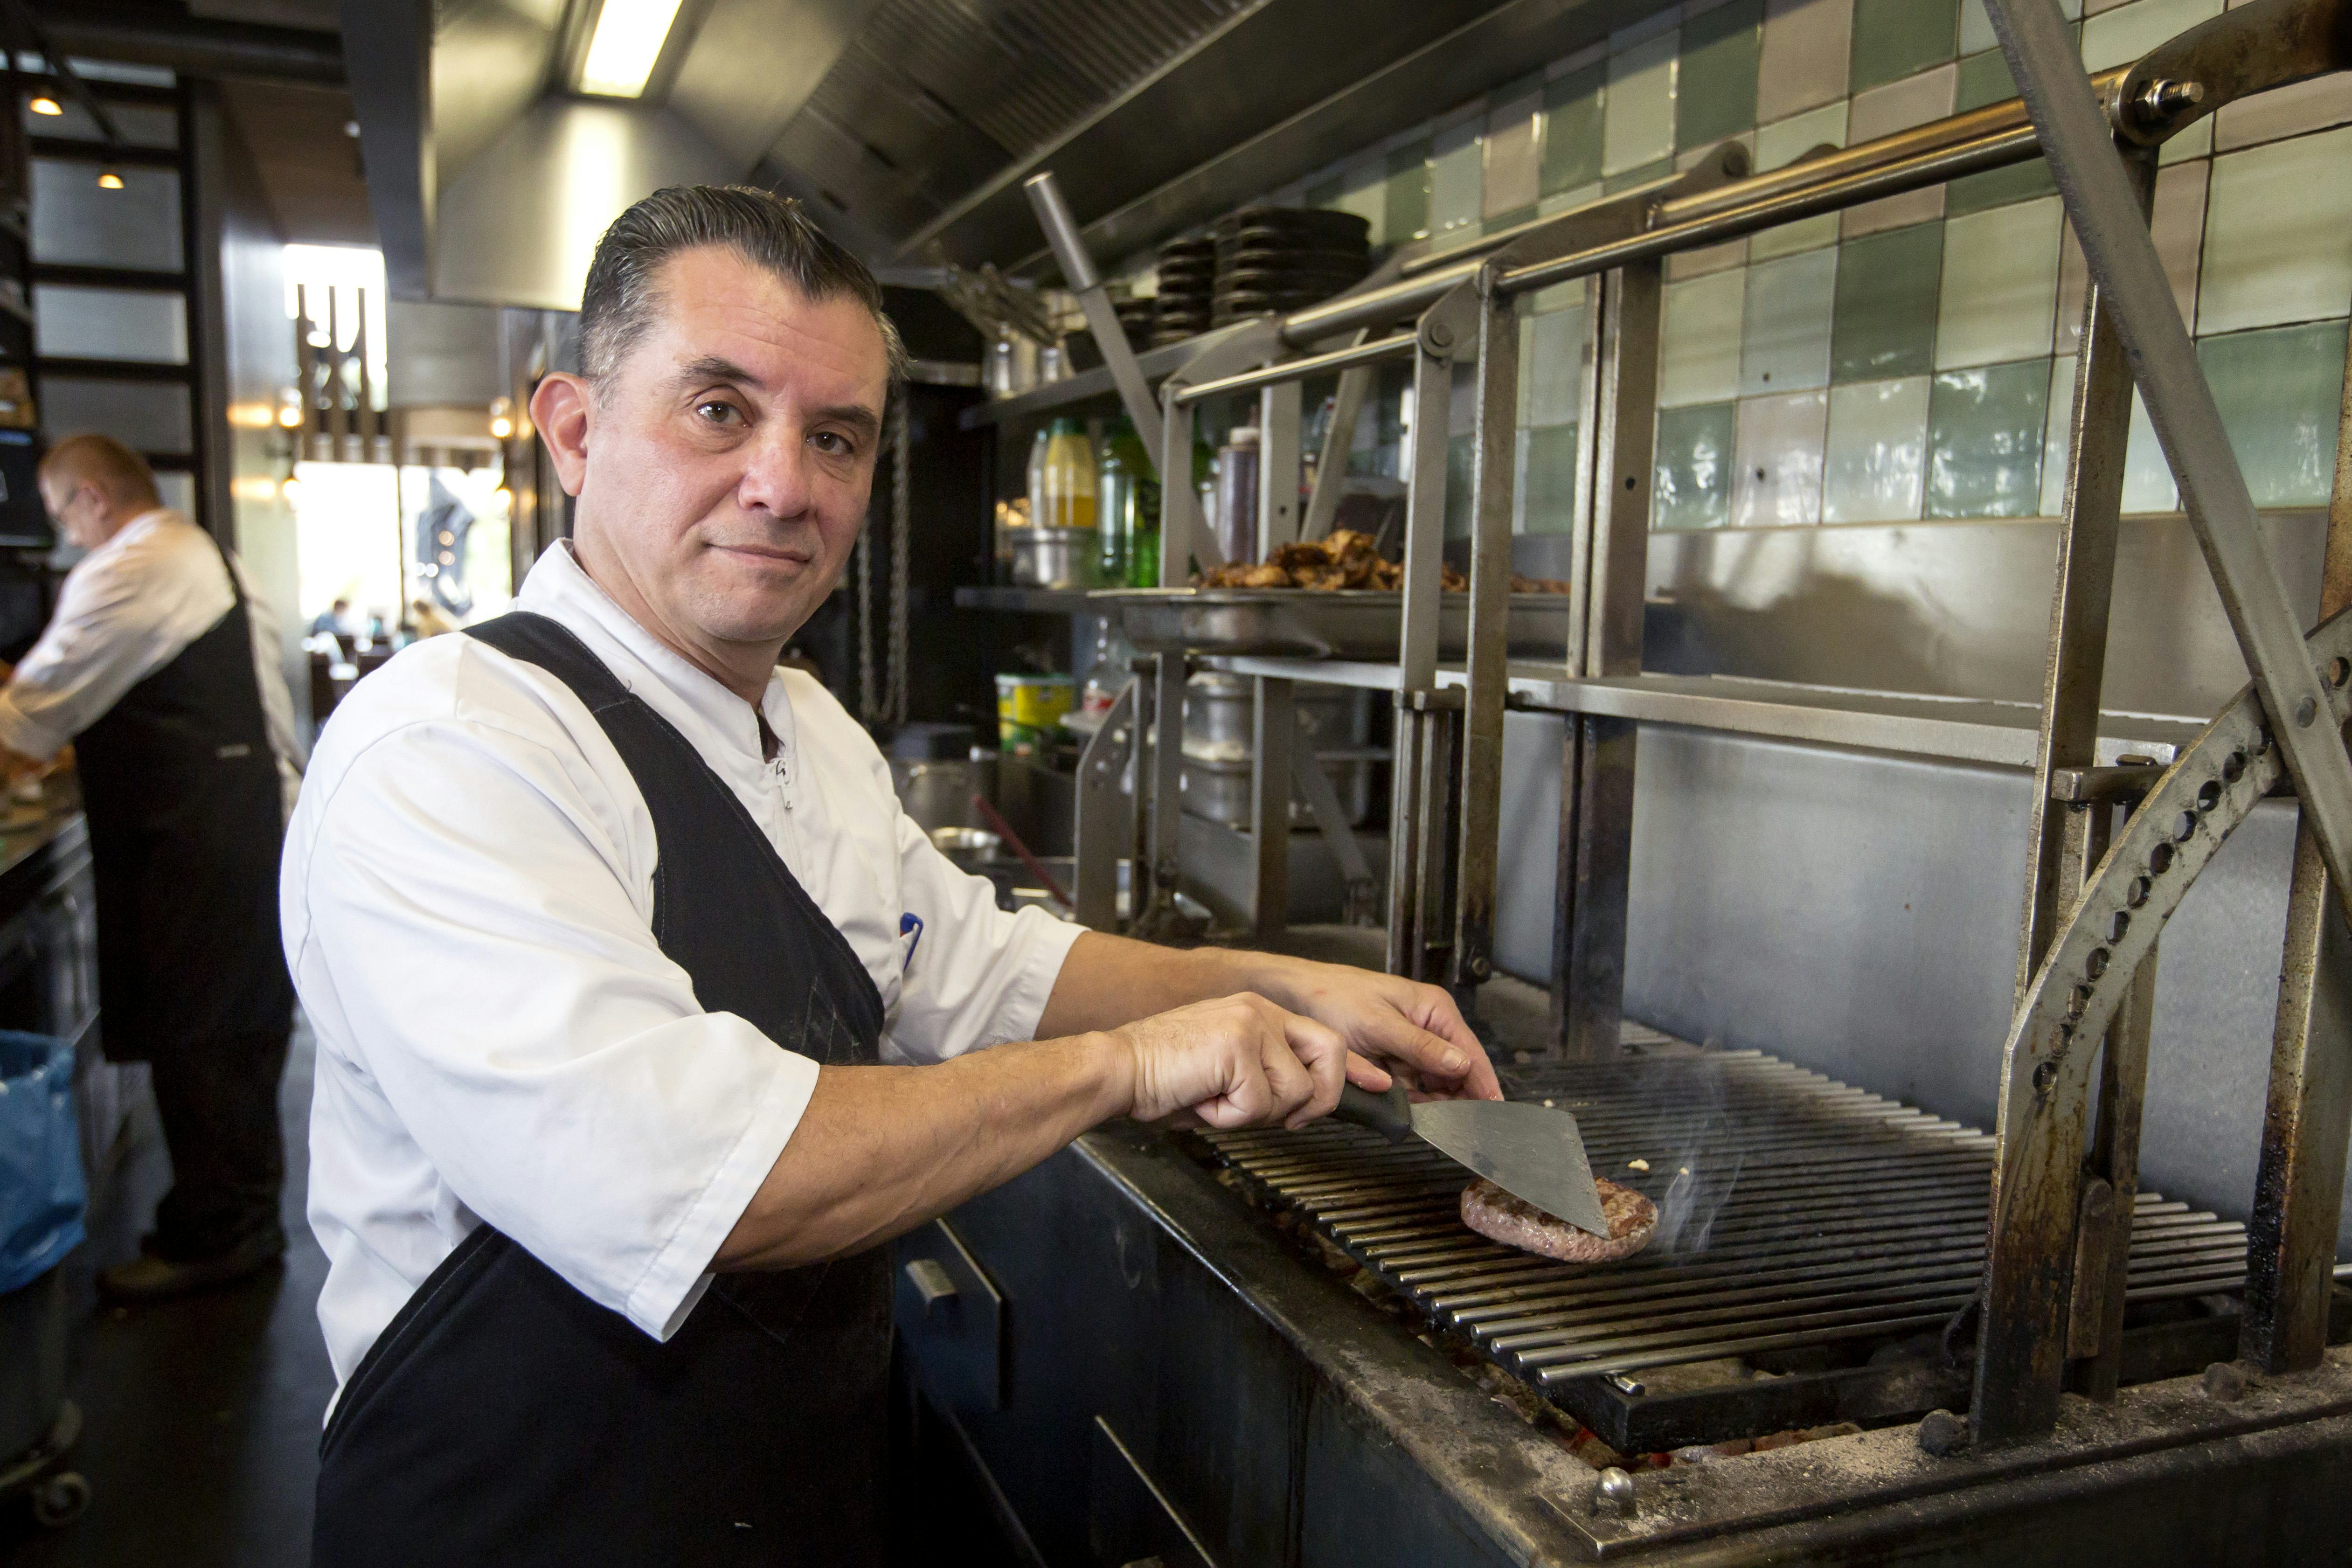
(1198, 1035, 2279, 1454)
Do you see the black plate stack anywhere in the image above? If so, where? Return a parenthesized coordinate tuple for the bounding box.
(1112, 294, 1158, 352)
(1210, 207, 1371, 327)
(1153, 237, 1216, 345)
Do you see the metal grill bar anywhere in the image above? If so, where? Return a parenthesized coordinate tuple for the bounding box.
(1198, 1042, 2261, 1448)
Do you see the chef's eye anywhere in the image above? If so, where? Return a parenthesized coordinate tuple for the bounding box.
(812, 430, 855, 456)
(696, 400, 743, 426)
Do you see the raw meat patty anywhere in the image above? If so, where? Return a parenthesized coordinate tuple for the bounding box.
(1460, 1177, 1658, 1263)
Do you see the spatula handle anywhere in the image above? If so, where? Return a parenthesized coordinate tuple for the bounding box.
(1335, 1082, 1413, 1142)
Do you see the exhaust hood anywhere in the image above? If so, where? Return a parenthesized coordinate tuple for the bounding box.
(344, 0, 1668, 308)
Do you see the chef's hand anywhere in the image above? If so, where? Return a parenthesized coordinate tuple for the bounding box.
(1108, 993, 1348, 1131)
(1249, 956, 1503, 1103)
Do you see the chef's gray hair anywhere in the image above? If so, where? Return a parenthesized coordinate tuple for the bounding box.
(577, 185, 908, 395)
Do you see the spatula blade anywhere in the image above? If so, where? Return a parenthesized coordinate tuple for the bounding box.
(1408, 1099, 1611, 1237)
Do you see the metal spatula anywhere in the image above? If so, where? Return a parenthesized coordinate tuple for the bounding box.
(1335, 1083, 1611, 1237)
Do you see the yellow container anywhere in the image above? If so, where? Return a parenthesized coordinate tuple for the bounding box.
(996, 673, 1074, 749)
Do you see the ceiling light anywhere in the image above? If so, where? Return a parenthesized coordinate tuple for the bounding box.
(577, 0, 685, 98)
(97, 169, 125, 190)
(28, 96, 60, 116)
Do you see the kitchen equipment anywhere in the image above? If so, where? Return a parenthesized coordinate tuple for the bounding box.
(1103, 587, 1576, 660)
(995, 672, 1074, 752)
(1009, 527, 1097, 589)
(1152, 236, 1215, 344)
(1209, 207, 1370, 326)
(1332, 1081, 1610, 1238)
(928, 825, 1001, 874)
(1201, 1036, 2262, 1454)
(888, 723, 983, 834)
(1213, 425, 1259, 565)
(1179, 671, 1377, 829)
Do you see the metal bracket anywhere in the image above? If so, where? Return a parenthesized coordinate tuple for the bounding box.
(1073, 680, 1135, 931)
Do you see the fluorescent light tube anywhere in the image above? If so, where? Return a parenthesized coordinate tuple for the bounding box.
(577, 0, 686, 98)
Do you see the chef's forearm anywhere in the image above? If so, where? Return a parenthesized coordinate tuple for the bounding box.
(711, 1030, 1135, 1270)
(1033, 930, 1297, 1036)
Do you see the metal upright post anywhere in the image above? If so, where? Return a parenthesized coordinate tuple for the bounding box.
(1129, 652, 1190, 937)
(1553, 258, 1662, 1059)
(2012, 154, 2157, 1003)
(1385, 289, 1474, 978)
(1300, 359, 1376, 541)
(2241, 320, 2352, 1375)
(1259, 382, 1303, 553)
(1250, 676, 1295, 939)
(1449, 257, 1522, 1001)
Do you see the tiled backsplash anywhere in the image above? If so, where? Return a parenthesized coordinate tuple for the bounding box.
(1152, 0, 2352, 536)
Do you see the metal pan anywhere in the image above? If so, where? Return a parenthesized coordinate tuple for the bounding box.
(1098, 587, 1575, 661)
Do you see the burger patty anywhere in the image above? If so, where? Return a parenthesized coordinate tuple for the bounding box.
(1460, 1176, 1658, 1263)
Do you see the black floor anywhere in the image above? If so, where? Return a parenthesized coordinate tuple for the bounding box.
(3, 1023, 335, 1567)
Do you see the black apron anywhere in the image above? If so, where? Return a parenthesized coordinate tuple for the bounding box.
(75, 527, 292, 1062)
(312, 611, 893, 1568)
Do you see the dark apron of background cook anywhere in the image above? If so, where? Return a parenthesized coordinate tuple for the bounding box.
(74, 529, 291, 1063)
(312, 611, 892, 1568)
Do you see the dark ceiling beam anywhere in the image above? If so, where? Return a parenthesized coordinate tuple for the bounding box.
(33, 4, 344, 85)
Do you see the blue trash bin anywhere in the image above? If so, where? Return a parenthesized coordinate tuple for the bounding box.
(0, 1033, 83, 1466)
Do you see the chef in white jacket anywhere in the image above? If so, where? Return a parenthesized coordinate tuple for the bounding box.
(284, 185, 1499, 1568)
(0, 433, 304, 1302)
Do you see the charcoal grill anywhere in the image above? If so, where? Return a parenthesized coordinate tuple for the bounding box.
(1200, 1031, 2301, 1454)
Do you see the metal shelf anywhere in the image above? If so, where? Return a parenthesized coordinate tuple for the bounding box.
(953, 584, 1103, 614)
(1208, 654, 2208, 768)
(957, 335, 1231, 430)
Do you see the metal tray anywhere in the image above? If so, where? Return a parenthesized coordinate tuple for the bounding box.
(1096, 588, 1574, 660)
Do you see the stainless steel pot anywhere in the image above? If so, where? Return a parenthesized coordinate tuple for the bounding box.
(1010, 527, 1099, 589)
(1179, 672, 1379, 829)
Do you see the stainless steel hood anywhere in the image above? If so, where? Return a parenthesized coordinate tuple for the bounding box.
(346, 0, 1672, 307)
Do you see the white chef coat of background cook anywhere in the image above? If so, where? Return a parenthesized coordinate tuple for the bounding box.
(0, 508, 305, 813)
(284, 542, 1084, 1397)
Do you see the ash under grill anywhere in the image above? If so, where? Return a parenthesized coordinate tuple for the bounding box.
(1200, 1037, 2263, 1453)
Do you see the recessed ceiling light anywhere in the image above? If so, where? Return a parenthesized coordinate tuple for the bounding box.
(577, 0, 686, 98)
(96, 169, 124, 190)
(28, 95, 61, 116)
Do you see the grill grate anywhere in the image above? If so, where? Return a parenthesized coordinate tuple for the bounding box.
(1199, 1038, 2255, 1451)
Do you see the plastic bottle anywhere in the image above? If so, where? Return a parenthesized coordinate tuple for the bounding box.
(1023, 427, 1049, 526)
(1098, 418, 1157, 583)
(1036, 417, 1098, 532)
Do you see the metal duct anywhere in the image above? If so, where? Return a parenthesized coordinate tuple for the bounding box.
(34, 7, 344, 84)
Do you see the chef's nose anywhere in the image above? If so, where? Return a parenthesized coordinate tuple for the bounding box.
(736, 423, 818, 518)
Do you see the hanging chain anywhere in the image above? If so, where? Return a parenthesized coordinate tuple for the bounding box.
(854, 507, 877, 727)
(887, 393, 912, 728)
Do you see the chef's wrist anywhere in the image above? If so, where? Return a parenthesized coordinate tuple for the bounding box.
(1075, 1028, 1142, 1123)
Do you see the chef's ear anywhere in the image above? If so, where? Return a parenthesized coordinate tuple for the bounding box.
(531, 372, 594, 498)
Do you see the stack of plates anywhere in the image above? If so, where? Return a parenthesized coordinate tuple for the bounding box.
(1209, 208, 1370, 326)
(1113, 295, 1158, 351)
(1153, 237, 1216, 345)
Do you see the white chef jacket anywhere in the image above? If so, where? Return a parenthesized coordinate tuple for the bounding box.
(0, 508, 305, 812)
(285, 541, 1083, 1397)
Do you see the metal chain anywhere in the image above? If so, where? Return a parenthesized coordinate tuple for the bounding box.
(854, 513, 876, 727)
(887, 394, 912, 728)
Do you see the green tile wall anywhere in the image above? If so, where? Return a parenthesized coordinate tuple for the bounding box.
(1541, 65, 1606, 197)
(1832, 222, 1943, 382)
(1230, 0, 2352, 537)
(1850, 0, 1959, 94)
(1384, 140, 1432, 246)
(1677, 0, 1762, 147)
(1927, 360, 2049, 517)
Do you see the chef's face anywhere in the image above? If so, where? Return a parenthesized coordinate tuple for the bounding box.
(540, 244, 890, 662)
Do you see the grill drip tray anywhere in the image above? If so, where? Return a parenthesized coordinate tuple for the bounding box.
(1197, 1035, 2276, 1455)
